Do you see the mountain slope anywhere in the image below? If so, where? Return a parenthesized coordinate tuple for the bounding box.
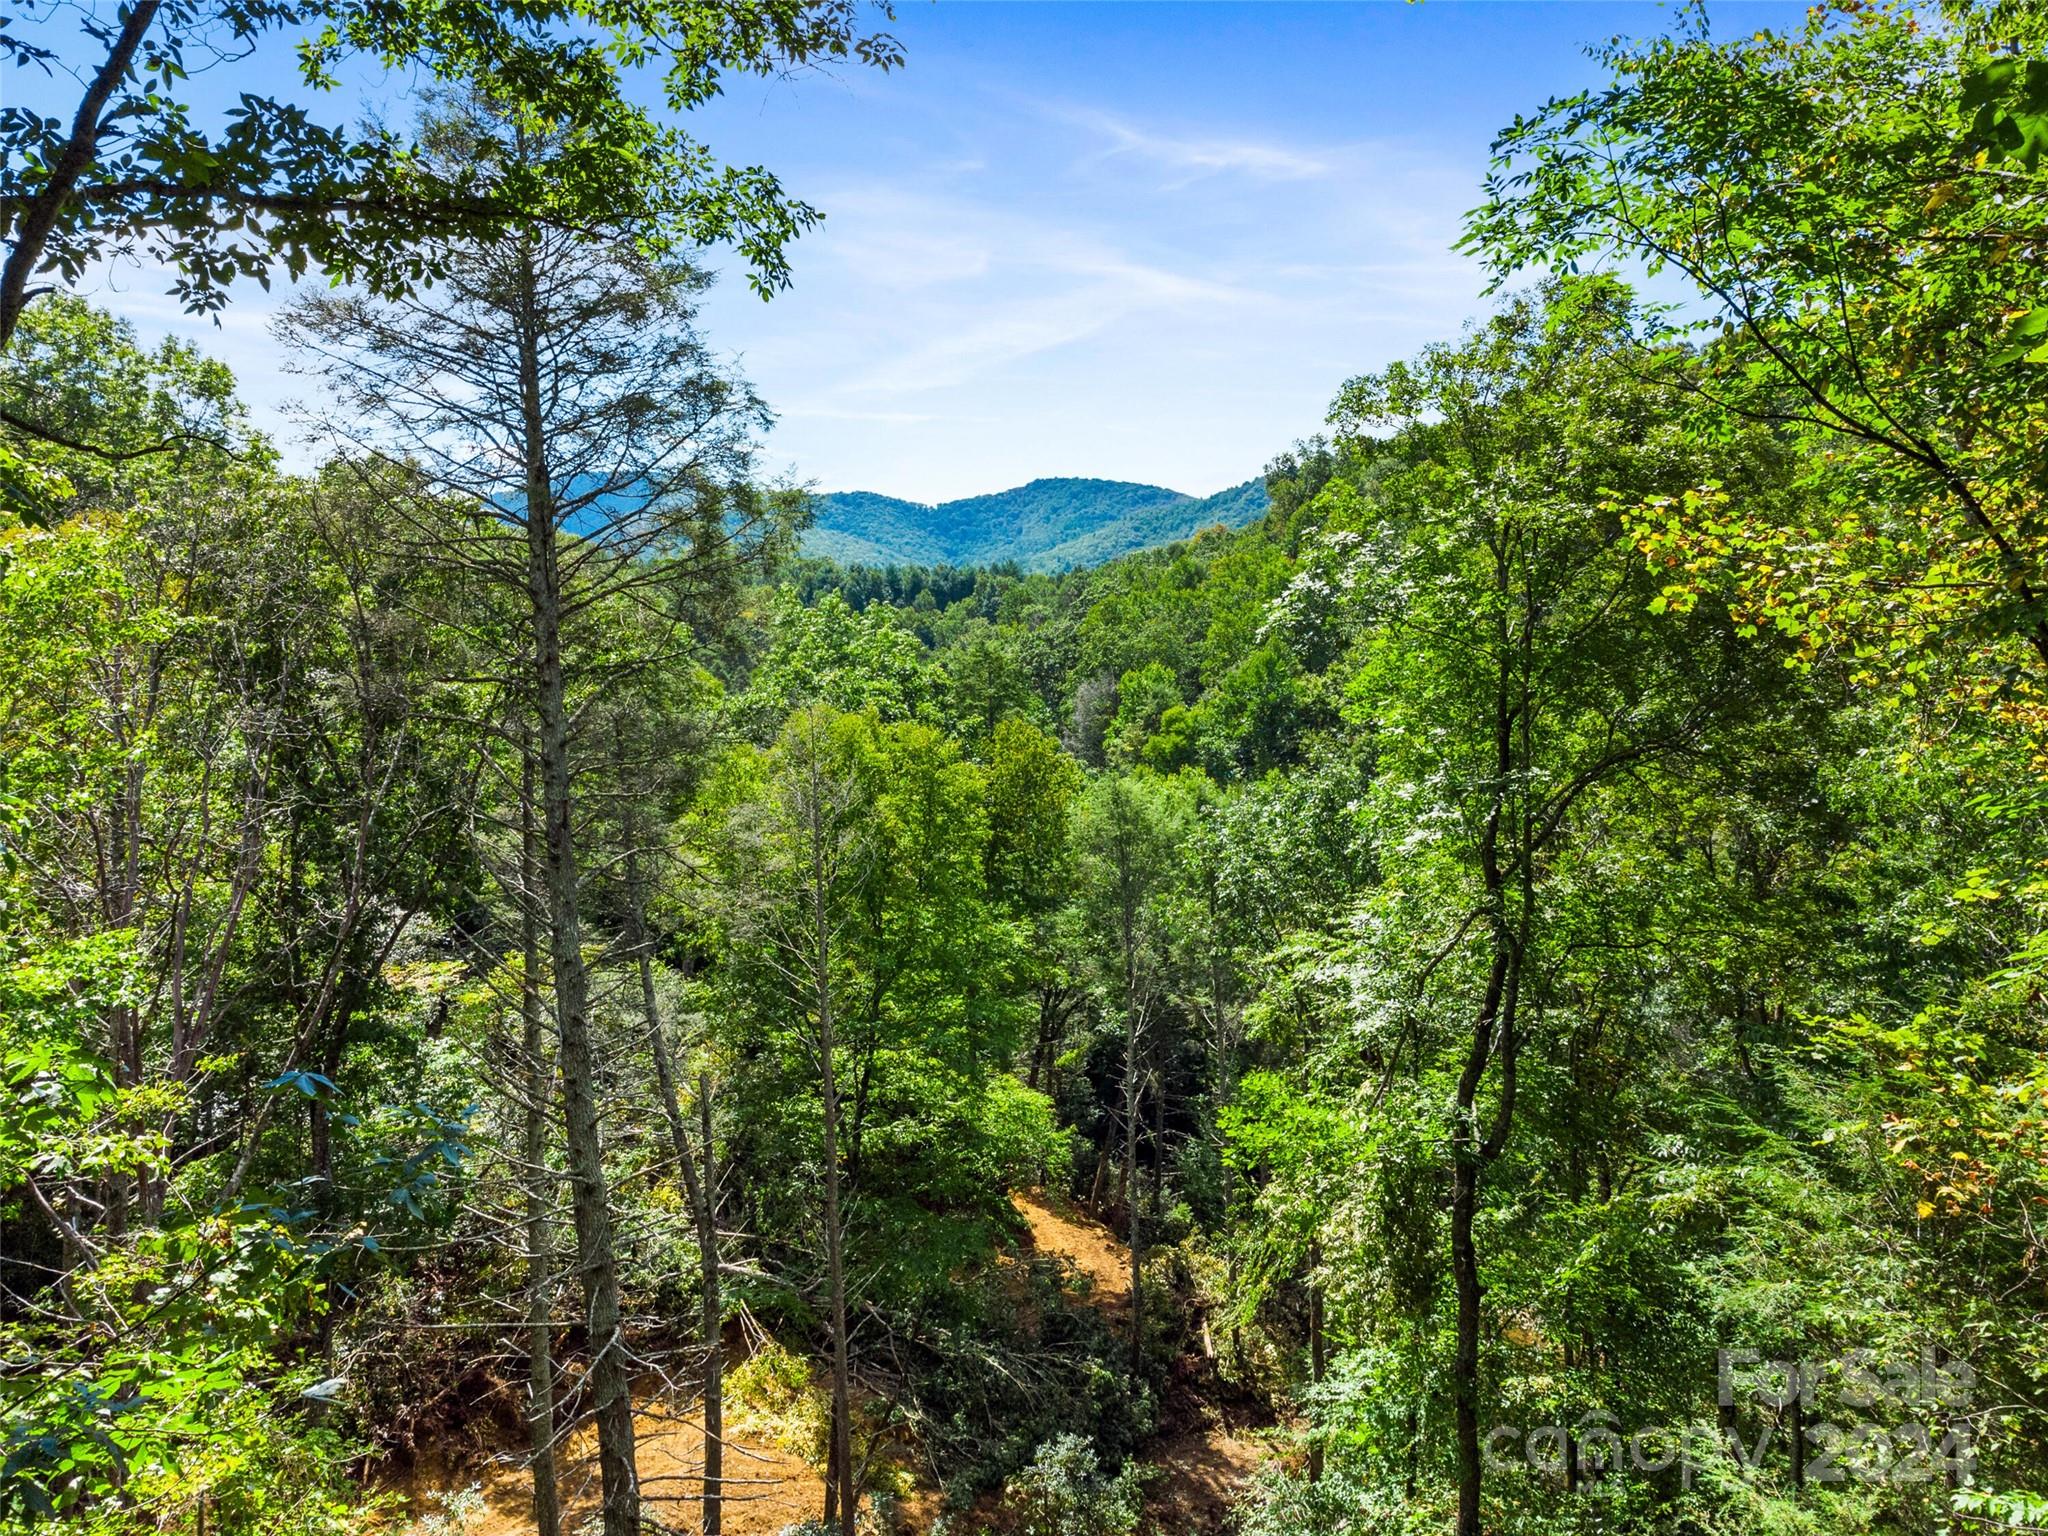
(801, 491, 948, 567)
(1029, 479, 1271, 571)
(805, 476, 1269, 572)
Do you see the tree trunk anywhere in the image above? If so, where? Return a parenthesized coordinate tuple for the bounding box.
(1788, 1376, 1807, 1491)
(105, 751, 145, 1235)
(699, 1071, 724, 1536)
(1452, 947, 1513, 1536)
(1452, 572, 1535, 1536)
(1149, 1065, 1166, 1225)
(626, 869, 725, 1536)
(805, 759, 858, 1536)
(311, 992, 352, 1362)
(823, 1408, 842, 1528)
(1211, 934, 1243, 1372)
(0, 0, 162, 347)
(1404, 1403, 1420, 1497)
(1562, 1338, 1580, 1495)
(1450, 1145, 1483, 1536)
(520, 770, 562, 1536)
(1124, 1004, 1144, 1381)
(517, 238, 637, 1536)
(1027, 989, 1052, 1092)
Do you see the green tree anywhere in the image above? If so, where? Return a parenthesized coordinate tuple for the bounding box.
(1309, 282, 1780, 1536)
(0, 0, 901, 355)
(277, 99, 785, 1530)
(697, 705, 1053, 1528)
(1465, 1, 2048, 697)
(1071, 770, 1190, 1379)
(0, 302, 477, 1530)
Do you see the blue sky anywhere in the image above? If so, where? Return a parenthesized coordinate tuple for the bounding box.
(52, 1, 1802, 503)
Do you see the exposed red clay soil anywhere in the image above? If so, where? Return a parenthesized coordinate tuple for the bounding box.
(1010, 1188, 1130, 1306)
(393, 1190, 1272, 1534)
(1145, 1421, 1269, 1534)
(397, 1398, 821, 1536)
(1010, 1189, 1276, 1535)
(1144, 1349, 1280, 1535)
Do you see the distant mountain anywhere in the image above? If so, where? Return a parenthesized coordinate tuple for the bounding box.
(803, 476, 1270, 573)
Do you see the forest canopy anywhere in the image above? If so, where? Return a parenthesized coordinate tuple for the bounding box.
(3, 3, 2048, 1536)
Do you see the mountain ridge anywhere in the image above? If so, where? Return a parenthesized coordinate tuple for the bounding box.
(803, 475, 1269, 572)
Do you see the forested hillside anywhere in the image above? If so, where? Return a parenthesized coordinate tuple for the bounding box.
(804, 478, 1270, 570)
(5, 4, 2048, 1536)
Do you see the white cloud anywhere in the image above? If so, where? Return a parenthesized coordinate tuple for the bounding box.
(61, 34, 1503, 507)
(62, 253, 324, 461)
(1049, 104, 1334, 184)
(829, 225, 994, 289)
(778, 405, 967, 425)
(760, 184, 1268, 403)
(850, 286, 1145, 396)
(687, 93, 1495, 504)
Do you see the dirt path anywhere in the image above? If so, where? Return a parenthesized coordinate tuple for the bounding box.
(400, 1400, 821, 1536)
(1010, 1188, 1129, 1305)
(1144, 1420, 1269, 1533)
(395, 1194, 1267, 1534)
(1008, 1189, 1274, 1534)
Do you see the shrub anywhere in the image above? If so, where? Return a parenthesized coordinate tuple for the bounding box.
(999, 1433, 1143, 1536)
(728, 1338, 829, 1464)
